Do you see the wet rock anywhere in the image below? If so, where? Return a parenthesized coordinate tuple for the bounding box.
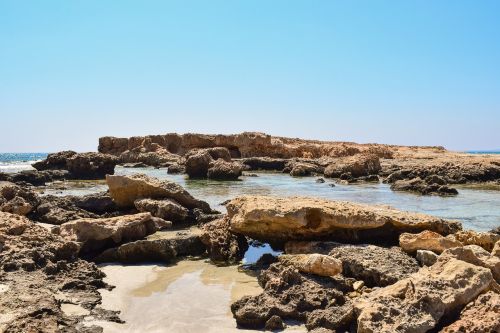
(227, 196, 461, 244)
(439, 291, 500, 333)
(59, 213, 167, 254)
(0, 182, 39, 216)
(134, 198, 189, 224)
(324, 154, 381, 178)
(453, 230, 500, 252)
(278, 253, 342, 277)
(354, 258, 494, 333)
(167, 163, 185, 174)
(241, 157, 287, 171)
(264, 315, 285, 331)
(0, 212, 111, 331)
(416, 249, 438, 266)
(315, 178, 325, 183)
(121, 162, 148, 168)
(231, 262, 350, 329)
(185, 150, 213, 178)
(207, 159, 243, 180)
(391, 177, 458, 196)
(200, 218, 248, 264)
(33, 151, 118, 179)
(106, 174, 211, 212)
(0, 169, 71, 186)
(399, 230, 463, 254)
(94, 228, 205, 264)
(286, 161, 323, 177)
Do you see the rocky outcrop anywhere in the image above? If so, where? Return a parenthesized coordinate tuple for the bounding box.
(0, 212, 116, 331)
(227, 196, 461, 244)
(200, 218, 248, 264)
(184, 148, 243, 180)
(185, 150, 213, 177)
(399, 230, 463, 254)
(59, 213, 170, 254)
(231, 262, 351, 330)
(0, 182, 39, 216)
(390, 177, 458, 196)
(324, 154, 381, 178)
(0, 169, 70, 186)
(241, 157, 287, 171)
(33, 151, 119, 179)
(94, 228, 205, 264)
(354, 258, 494, 333)
(207, 159, 243, 180)
(32, 194, 106, 225)
(106, 174, 211, 212)
(453, 230, 500, 252)
(285, 161, 324, 177)
(134, 198, 189, 224)
(440, 291, 500, 333)
(278, 253, 342, 277)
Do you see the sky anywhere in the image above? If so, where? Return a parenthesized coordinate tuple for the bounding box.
(1, 1, 499, 152)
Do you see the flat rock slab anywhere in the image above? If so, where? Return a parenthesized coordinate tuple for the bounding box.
(227, 196, 461, 243)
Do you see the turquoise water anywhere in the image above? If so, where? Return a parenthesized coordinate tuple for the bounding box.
(0, 153, 48, 173)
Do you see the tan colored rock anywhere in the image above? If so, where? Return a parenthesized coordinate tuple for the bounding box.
(207, 159, 243, 180)
(324, 154, 381, 178)
(59, 212, 168, 254)
(106, 174, 210, 212)
(438, 245, 500, 282)
(439, 291, 500, 333)
(227, 196, 461, 243)
(493, 240, 500, 257)
(355, 258, 493, 333)
(399, 230, 463, 254)
(279, 254, 342, 277)
(453, 230, 500, 252)
(134, 198, 189, 223)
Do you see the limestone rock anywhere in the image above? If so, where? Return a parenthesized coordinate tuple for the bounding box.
(207, 159, 243, 180)
(391, 177, 458, 196)
(0, 182, 39, 216)
(227, 196, 461, 243)
(241, 157, 287, 171)
(416, 249, 438, 266)
(493, 240, 500, 257)
(453, 230, 500, 252)
(200, 218, 248, 264)
(185, 150, 213, 178)
(106, 174, 211, 212)
(134, 198, 189, 224)
(324, 154, 381, 178)
(33, 195, 98, 225)
(439, 291, 500, 333)
(278, 254, 342, 277)
(59, 213, 166, 254)
(354, 258, 494, 333)
(399, 230, 463, 254)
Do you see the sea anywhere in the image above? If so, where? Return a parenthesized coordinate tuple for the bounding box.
(0, 153, 48, 173)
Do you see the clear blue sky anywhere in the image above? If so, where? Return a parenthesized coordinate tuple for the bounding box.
(1, 1, 499, 152)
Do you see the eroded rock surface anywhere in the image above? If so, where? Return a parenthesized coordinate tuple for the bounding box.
(390, 177, 459, 196)
(200, 218, 248, 264)
(134, 198, 189, 224)
(0, 182, 39, 216)
(278, 253, 342, 277)
(399, 230, 463, 254)
(324, 154, 381, 178)
(227, 196, 461, 244)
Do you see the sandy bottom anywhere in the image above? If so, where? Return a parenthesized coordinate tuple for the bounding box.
(89, 260, 305, 333)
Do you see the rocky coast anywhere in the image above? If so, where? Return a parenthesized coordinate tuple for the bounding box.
(1, 132, 499, 333)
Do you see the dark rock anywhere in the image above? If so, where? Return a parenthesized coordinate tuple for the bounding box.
(241, 157, 288, 171)
(324, 154, 381, 178)
(0, 182, 40, 216)
(200, 218, 248, 263)
(264, 315, 285, 331)
(315, 178, 325, 183)
(207, 159, 243, 180)
(185, 150, 212, 178)
(167, 163, 185, 174)
(391, 177, 458, 196)
(134, 198, 189, 224)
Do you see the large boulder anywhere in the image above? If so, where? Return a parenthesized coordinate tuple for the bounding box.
(227, 196, 462, 244)
(207, 159, 243, 180)
(33, 151, 118, 179)
(59, 213, 170, 254)
(399, 230, 463, 254)
(0, 182, 39, 216)
(200, 218, 248, 264)
(105, 174, 211, 212)
(285, 161, 323, 177)
(134, 198, 189, 224)
(324, 154, 381, 178)
(354, 258, 494, 333)
(184, 150, 212, 178)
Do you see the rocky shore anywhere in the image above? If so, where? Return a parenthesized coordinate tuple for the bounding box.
(1, 132, 499, 332)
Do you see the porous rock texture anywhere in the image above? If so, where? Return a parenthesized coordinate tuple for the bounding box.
(399, 230, 463, 254)
(278, 253, 343, 277)
(324, 154, 381, 178)
(200, 218, 248, 264)
(106, 174, 211, 212)
(227, 196, 461, 244)
(0, 212, 118, 332)
(134, 198, 189, 224)
(0, 181, 39, 216)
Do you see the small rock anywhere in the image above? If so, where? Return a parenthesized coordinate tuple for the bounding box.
(265, 315, 285, 331)
(415, 249, 438, 266)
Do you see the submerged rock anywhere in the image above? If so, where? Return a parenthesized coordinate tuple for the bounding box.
(227, 196, 461, 244)
(354, 258, 493, 333)
(391, 177, 458, 196)
(106, 174, 211, 212)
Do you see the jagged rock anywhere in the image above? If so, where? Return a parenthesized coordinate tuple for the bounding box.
(0, 212, 112, 331)
(354, 258, 493, 333)
(0, 182, 39, 216)
(134, 198, 189, 224)
(106, 174, 211, 212)
(185, 150, 213, 178)
(391, 178, 458, 196)
(399, 230, 463, 254)
(94, 228, 205, 264)
(200, 218, 248, 263)
(241, 157, 287, 171)
(203, 147, 232, 161)
(305, 303, 354, 332)
(493, 241, 500, 257)
(287, 162, 323, 177)
(324, 154, 381, 178)
(439, 291, 500, 333)
(231, 262, 351, 329)
(70, 191, 118, 215)
(264, 315, 285, 331)
(32, 195, 99, 225)
(278, 254, 342, 277)
(416, 250, 438, 266)
(33, 151, 118, 179)
(207, 159, 243, 180)
(453, 230, 500, 252)
(0, 169, 70, 186)
(227, 196, 461, 244)
(167, 163, 185, 174)
(437, 245, 500, 282)
(59, 213, 169, 254)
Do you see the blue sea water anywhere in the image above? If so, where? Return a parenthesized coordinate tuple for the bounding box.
(0, 153, 48, 173)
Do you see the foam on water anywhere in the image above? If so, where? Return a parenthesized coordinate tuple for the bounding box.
(0, 153, 48, 173)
